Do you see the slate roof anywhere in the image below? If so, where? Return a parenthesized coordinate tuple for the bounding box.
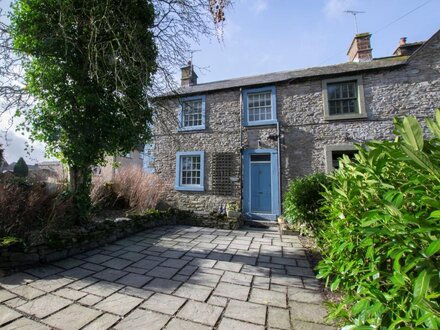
(174, 57, 408, 96)
(166, 29, 440, 97)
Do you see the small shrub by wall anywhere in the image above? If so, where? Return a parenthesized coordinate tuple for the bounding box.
(318, 112, 440, 329)
(283, 172, 330, 236)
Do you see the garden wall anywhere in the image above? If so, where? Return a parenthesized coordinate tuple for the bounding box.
(0, 210, 242, 275)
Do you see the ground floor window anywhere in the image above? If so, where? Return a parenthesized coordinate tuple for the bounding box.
(324, 144, 358, 172)
(175, 151, 205, 191)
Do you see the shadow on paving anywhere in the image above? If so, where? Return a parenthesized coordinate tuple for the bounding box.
(0, 225, 336, 330)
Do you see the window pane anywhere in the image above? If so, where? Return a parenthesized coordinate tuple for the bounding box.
(251, 154, 271, 162)
(248, 91, 272, 122)
(327, 81, 358, 116)
(180, 155, 201, 186)
(182, 99, 202, 127)
(332, 150, 357, 169)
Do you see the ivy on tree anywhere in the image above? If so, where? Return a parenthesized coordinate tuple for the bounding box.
(10, 0, 157, 220)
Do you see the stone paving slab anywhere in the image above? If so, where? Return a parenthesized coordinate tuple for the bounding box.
(177, 300, 223, 326)
(165, 318, 211, 330)
(95, 292, 143, 316)
(0, 305, 22, 327)
(83, 313, 120, 330)
(44, 303, 102, 330)
(0, 225, 335, 329)
(174, 282, 212, 301)
(17, 294, 71, 318)
(3, 317, 50, 330)
(114, 309, 170, 330)
(142, 292, 186, 315)
(224, 299, 267, 325)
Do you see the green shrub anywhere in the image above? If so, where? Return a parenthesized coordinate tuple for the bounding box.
(13, 157, 28, 177)
(318, 111, 440, 329)
(283, 172, 330, 236)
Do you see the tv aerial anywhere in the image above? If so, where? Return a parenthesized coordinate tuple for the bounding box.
(344, 10, 365, 33)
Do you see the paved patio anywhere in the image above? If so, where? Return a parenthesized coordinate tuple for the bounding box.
(0, 226, 335, 329)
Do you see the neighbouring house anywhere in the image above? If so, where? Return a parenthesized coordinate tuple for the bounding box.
(96, 148, 144, 180)
(36, 148, 144, 182)
(152, 30, 440, 220)
(37, 161, 67, 181)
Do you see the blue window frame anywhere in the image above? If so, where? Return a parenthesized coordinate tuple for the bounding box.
(175, 151, 205, 191)
(243, 86, 277, 126)
(178, 95, 206, 131)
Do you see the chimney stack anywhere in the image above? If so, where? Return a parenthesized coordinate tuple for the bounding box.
(347, 33, 372, 62)
(180, 60, 198, 87)
(393, 37, 423, 56)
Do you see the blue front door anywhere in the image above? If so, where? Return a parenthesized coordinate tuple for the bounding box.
(243, 149, 280, 220)
(250, 162, 272, 213)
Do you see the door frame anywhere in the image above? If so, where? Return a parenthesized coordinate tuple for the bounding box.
(243, 149, 280, 221)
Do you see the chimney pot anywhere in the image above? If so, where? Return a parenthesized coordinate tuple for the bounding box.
(180, 62, 198, 87)
(399, 37, 407, 46)
(347, 32, 373, 62)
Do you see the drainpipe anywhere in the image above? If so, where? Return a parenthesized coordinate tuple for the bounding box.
(277, 121, 282, 218)
(239, 88, 243, 213)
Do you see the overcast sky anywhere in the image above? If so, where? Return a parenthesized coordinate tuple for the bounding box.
(1, 0, 439, 164)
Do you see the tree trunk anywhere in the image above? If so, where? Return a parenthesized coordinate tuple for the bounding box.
(69, 165, 92, 222)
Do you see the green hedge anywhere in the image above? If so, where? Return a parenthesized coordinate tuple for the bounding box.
(318, 112, 440, 328)
(283, 172, 330, 236)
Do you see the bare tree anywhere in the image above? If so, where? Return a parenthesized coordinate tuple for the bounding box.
(150, 0, 231, 136)
(0, 9, 32, 125)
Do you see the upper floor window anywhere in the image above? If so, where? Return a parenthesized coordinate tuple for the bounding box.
(178, 95, 206, 131)
(322, 76, 367, 120)
(243, 86, 277, 126)
(328, 81, 357, 115)
(175, 151, 205, 191)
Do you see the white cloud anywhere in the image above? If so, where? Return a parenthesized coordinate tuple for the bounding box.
(324, 0, 360, 19)
(236, 0, 268, 15)
(1, 130, 48, 164)
(252, 0, 268, 14)
(0, 112, 50, 164)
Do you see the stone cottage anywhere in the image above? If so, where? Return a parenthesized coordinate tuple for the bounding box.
(151, 30, 440, 221)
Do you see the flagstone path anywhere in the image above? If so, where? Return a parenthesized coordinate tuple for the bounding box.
(0, 225, 335, 329)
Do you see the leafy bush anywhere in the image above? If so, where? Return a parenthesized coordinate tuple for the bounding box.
(13, 157, 28, 177)
(318, 112, 440, 328)
(283, 172, 330, 235)
(91, 166, 166, 213)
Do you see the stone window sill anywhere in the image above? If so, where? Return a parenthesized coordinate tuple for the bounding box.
(324, 113, 368, 121)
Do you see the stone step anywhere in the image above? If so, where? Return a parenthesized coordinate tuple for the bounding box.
(244, 219, 279, 229)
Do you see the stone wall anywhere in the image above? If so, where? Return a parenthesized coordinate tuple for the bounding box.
(152, 31, 440, 212)
(0, 211, 242, 274)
